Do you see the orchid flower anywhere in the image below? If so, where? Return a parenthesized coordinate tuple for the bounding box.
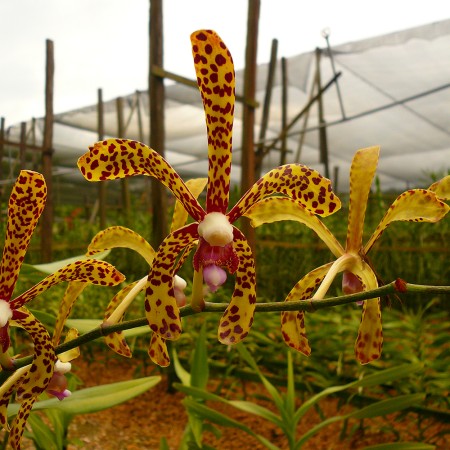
(0, 171, 125, 449)
(54, 178, 207, 367)
(78, 29, 340, 347)
(245, 147, 449, 364)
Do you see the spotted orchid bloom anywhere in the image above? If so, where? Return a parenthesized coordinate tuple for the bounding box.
(0, 171, 125, 449)
(78, 30, 340, 347)
(245, 146, 449, 364)
(54, 178, 207, 367)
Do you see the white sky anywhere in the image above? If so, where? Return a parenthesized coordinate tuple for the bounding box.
(2, 0, 450, 125)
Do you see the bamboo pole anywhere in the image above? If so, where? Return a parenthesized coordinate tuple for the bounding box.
(149, 0, 167, 248)
(97, 88, 107, 229)
(40, 39, 54, 263)
(240, 0, 260, 252)
(255, 39, 278, 178)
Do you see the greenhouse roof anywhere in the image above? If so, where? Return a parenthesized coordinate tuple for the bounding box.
(5, 18, 450, 195)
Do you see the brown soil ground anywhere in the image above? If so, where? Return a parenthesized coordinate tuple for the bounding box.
(17, 355, 448, 450)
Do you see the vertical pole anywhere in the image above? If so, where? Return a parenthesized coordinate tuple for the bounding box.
(315, 48, 329, 179)
(41, 39, 54, 262)
(117, 97, 131, 227)
(19, 122, 27, 168)
(279, 57, 288, 165)
(255, 39, 278, 178)
(97, 88, 107, 229)
(240, 0, 260, 251)
(149, 0, 167, 248)
(0, 117, 4, 204)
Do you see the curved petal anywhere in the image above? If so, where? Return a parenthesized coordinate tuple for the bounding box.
(346, 147, 380, 253)
(365, 189, 450, 253)
(281, 263, 333, 356)
(218, 228, 256, 345)
(351, 263, 382, 364)
(191, 30, 235, 214)
(58, 328, 80, 363)
(428, 175, 450, 200)
(11, 259, 125, 310)
(228, 164, 341, 223)
(244, 197, 344, 258)
(0, 171, 46, 301)
(104, 280, 145, 358)
(87, 226, 156, 265)
(78, 139, 205, 222)
(53, 281, 88, 346)
(171, 178, 207, 232)
(145, 223, 198, 340)
(148, 333, 170, 367)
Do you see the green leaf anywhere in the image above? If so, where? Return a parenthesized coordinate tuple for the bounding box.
(159, 437, 170, 450)
(362, 442, 436, 450)
(173, 350, 191, 386)
(294, 363, 422, 423)
(65, 318, 149, 338)
(183, 398, 279, 450)
(25, 250, 110, 274)
(190, 323, 209, 390)
(26, 414, 59, 450)
(8, 376, 161, 417)
(348, 393, 425, 419)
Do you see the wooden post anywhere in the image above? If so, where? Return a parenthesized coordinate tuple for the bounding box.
(279, 57, 288, 165)
(240, 0, 260, 251)
(315, 48, 330, 179)
(97, 88, 107, 229)
(40, 39, 54, 262)
(0, 117, 4, 204)
(255, 39, 278, 178)
(149, 0, 167, 248)
(116, 96, 131, 226)
(19, 122, 27, 168)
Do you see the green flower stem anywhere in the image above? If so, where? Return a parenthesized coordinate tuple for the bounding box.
(5, 280, 449, 374)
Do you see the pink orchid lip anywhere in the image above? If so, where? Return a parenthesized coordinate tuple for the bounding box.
(203, 264, 227, 292)
(47, 389, 71, 401)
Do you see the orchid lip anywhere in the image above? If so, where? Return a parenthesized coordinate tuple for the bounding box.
(0, 300, 13, 328)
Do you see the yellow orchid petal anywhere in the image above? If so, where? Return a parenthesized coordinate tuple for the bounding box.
(191, 30, 235, 214)
(58, 328, 80, 363)
(228, 164, 341, 222)
(365, 189, 450, 253)
(346, 146, 380, 253)
(145, 223, 198, 340)
(0, 171, 46, 301)
(0, 365, 28, 432)
(244, 197, 344, 258)
(171, 178, 207, 232)
(87, 226, 156, 266)
(53, 281, 87, 346)
(78, 138, 205, 222)
(104, 280, 145, 358)
(218, 229, 256, 345)
(352, 263, 382, 364)
(428, 175, 450, 200)
(148, 333, 170, 367)
(281, 263, 333, 356)
(8, 396, 36, 450)
(11, 259, 125, 309)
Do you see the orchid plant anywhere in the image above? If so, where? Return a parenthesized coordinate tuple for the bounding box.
(0, 171, 125, 449)
(244, 147, 449, 364)
(77, 29, 340, 351)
